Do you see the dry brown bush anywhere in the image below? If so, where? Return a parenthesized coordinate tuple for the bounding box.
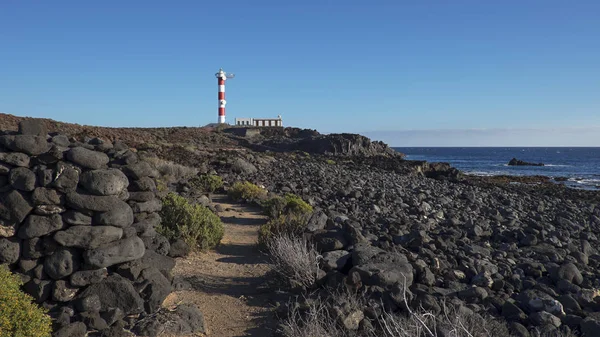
(266, 233, 321, 289)
(378, 301, 512, 337)
(281, 297, 346, 337)
(144, 156, 198, 183)
(279, 286, 514, 337)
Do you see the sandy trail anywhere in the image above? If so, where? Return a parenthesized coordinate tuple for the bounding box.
(162, 195, 277, 337)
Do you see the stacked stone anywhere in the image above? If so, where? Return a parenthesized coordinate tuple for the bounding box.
(0, 121, 179, 337)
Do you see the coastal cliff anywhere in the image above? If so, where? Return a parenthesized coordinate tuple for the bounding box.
(225, 127, 399, 157)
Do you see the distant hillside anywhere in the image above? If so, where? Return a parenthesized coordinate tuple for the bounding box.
(0, 113, 399, 157)
(0, 112, 230, 147)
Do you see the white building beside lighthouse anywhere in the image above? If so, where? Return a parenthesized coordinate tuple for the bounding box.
(234, 115, 283, 127)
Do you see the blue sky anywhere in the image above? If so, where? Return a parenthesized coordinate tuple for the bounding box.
(1, 1, 599, 145)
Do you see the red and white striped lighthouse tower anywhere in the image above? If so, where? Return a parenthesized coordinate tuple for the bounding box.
(216, 68, 235, 124)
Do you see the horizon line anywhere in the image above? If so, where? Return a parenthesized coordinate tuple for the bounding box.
(389, 145, 600, 148)
(362, 126, 600, 133)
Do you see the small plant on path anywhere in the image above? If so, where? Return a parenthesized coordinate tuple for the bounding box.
(158, 192, 224, 250)
(259, 193, 313, 246)
(228, 181, 268, 202)
(190, 174, 224, 193)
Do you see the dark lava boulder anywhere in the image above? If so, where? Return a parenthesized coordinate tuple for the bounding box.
(0, 237, 20, 264)
(23, 278, 52, 303)
(0, 152, 30, 167)
(78, 274, 145, 315)
(52, 163, 80, 192)
(230, 157, 258, 174)
(348, 250, 414, 288)
(66, 192, 127, 213)
(138, 267, 172, 313)
(53, 322, 87, 337)
(508, 158, 545, 166)
(121, 161, 157, 180)
(18, 214, 64, 239)
(70, 268, 109, 287)
(168, 238, 191, 258)
(44, 247, 80, 280)
(9, 167, 36, 191)
(3, 189, 33, 223)
(132, 304, 205, 337)
(0, 135, 50, 156)
(18, 119, 47, 136)
(93, 201, 134, 228)
(83, 236, 146, 268)
(79, 168, 129, 196)
(66, 147, 109, 169)
(54, 225, 123, 249)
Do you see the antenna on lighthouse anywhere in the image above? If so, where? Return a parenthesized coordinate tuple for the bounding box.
(216, 68, 235, 124)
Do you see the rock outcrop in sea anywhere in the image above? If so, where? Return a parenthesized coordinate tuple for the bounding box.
(509, 157, 545, 166)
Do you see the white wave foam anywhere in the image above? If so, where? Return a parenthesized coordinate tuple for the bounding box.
(575, 179, 600, 184)
(465, 171, 508, 177)
(563, 178, 600, 189)
(567, 177, 600, 181)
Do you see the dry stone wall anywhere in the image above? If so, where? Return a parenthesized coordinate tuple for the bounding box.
(0, 121, 196, 337)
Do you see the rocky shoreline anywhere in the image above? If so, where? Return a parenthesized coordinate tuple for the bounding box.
(208, 150, 600, 337)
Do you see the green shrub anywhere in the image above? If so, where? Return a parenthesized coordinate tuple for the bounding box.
(190, 174, 224, 193)
(263, 194, 313, 219)
(0, 265, 52, 337)
(158, 192, 224, 250)
(283, 194, 313, 215)
(262, 195, 287, 218)
(259, 194, 313, 246)
(228, 181, 267, 202)
(325, 159, 336, 165)
(156, 178, 168, 192)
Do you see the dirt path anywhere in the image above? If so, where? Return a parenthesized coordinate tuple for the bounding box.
(162, 195, 277, 337)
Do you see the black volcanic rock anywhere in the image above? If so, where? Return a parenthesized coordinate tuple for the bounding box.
(4, 116, 600, 336)
(210, 146, 600, 336)
(0, 135, 50, 156)
(66, 147, 109, 169)
(508, 158, 545, 166)
(83, 236, 145, 268)
(0, 125, 177, 337)
(226, 127, 399, 157)
(79, 274, 144, 315)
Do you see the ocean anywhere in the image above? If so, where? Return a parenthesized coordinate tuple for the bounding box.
(393, 147, 600, 190)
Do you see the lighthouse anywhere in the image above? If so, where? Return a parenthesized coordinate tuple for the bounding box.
(215, 68, 235, 124)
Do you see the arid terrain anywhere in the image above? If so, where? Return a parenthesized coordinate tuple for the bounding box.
(164, 195, 277, 337)
(3, 113, 600, 337)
